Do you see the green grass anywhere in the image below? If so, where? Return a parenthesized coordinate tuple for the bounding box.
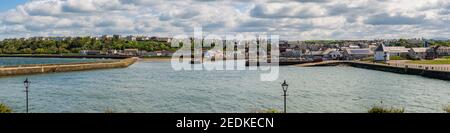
(441, 56, 450, 59)
(360, 57, 374, 62)
(390, 56, 406, 60)
(0, 103, 12, 113)
(407, 59, 450, 64)
(368, 106, 405, 113)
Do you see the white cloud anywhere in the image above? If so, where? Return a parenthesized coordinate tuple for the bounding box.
(0, 0, 449, 40)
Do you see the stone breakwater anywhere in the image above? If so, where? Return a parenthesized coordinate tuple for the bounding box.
(0, 57, 137, 77)
(298, 61, 450, 81)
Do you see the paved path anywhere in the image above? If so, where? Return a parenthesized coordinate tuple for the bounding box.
(296, 60, 450, 72)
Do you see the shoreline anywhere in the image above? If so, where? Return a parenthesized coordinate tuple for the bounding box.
(138, 57, 172, 62)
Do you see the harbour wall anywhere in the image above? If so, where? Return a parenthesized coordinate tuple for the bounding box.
(0, 55, 132, 59)
(300, 61, 450, 80)
(0, 57, 137, 77)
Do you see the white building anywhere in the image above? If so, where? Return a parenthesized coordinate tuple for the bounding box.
(374, 44, 389, 61)
(386, 46, 409, 57)
(322, 48, 342, 60)
(343, 48, 373, 60)
(282, 49, 302, 57)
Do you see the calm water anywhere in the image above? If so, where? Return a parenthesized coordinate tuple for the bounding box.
(0, 57, 107, 66)
(0, 60, 449, 113)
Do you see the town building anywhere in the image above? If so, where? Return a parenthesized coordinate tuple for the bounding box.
(79, 50, 100, 55)
(322, 48, 341, 60)
(344, 48, 373, 60)
(126, 35, 137, 41)
(281, 48, 302, 57)
(374, 44, 389, 61)
(147, 51, 174, 57)
(408, 48, 428, 59)
(436, 46, 450, 56)
(386, 46, 409, 57)
(124, 49, 139, 56)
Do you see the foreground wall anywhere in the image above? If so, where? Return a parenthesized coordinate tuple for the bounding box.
(299, 61, 450, 80)
(0, 57, 137, 77)
(346, 62, 450, 80)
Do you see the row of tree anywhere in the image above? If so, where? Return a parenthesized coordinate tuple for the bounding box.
(390, 39, 450, 48)
(0, 37, 177, 54)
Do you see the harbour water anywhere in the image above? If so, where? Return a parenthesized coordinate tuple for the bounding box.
(0, 58, 449, 113)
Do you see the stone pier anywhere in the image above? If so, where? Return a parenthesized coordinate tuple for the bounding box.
(0, 57, 137, 77)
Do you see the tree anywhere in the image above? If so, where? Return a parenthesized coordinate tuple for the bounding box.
(21, 48, 33, 54)
(35, 48, 47, 54)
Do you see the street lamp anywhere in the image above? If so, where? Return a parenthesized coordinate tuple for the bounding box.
(24, 78, 30, 113)
(281, 80, 288, 113)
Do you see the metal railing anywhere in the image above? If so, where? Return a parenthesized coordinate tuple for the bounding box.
(357, 61, 450, 72)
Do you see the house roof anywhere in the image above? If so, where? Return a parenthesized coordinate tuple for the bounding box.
(346, 49, 373, 55)
(387, 46, 409, 53)
(310, 51, 324, 56)
(374, 44, 387, 52)
(437, 46, 450, 50)
(322, 48, 338, 55)
(410, 48, 428, 53)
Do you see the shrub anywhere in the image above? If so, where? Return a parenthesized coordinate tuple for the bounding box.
(443, 105, 450, 113)
(0, 103, 12, 113)
(251, 108, 282, 113)
(368, 106, 404, 113)
(105, 107, 115, 113)
(21, 48, 33, 54)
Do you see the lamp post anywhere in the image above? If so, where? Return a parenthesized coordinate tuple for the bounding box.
(281, 80, 288, 113)
(24, 78, 30, 113)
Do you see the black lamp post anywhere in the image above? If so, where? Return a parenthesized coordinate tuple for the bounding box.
(24, 78, 30, 113)
(281, 80, 288, 113)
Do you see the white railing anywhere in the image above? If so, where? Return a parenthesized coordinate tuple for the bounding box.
(385, 62, 450, 72)
(351, 61, 450, 72)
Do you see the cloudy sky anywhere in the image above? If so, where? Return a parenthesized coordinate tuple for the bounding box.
(0, 0, 449, 40)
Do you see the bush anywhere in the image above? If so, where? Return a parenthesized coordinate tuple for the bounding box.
(0, 103, 12, 113)
(105, 107, 115, 113)
(251, 108, 282, 113)
(368, 106, 404, 113)
(21, 48, 33, 54)
(35, 48, 47, 54)
(444, 105, 450, 113)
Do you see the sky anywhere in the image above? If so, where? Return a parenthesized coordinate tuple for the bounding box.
(0, 0, 28, 11)
(0, 0, 449, 40)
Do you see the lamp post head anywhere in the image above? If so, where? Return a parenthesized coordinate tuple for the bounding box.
(281, 80, 288, 92)
(24, 78, 30, 88)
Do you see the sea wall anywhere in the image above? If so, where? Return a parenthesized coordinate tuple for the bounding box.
(299, 61, 450, 80)
(346, 62, 450, 80)
(0, 57, 137, 77)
